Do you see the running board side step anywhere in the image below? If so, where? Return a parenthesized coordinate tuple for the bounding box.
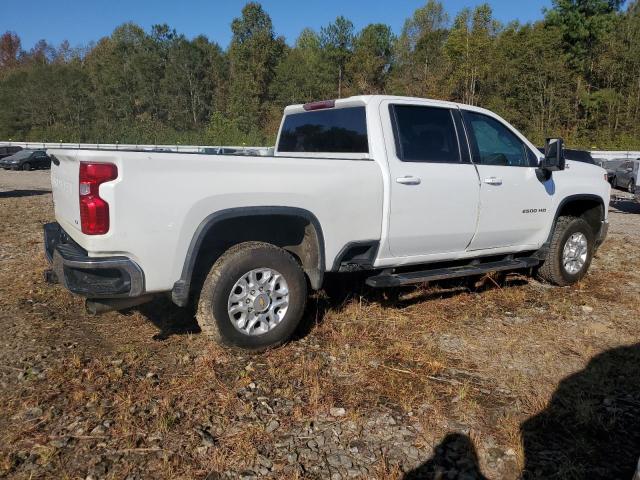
(365, 257, 540, 288)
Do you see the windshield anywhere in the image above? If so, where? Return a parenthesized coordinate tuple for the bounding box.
(8, 150, 36, 160)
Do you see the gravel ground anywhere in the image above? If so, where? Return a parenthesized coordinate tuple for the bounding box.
(0, 169, 51, 193)
(0, 169, 639, 479)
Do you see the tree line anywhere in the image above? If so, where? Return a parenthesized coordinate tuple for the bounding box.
(1, 0, 639, 149)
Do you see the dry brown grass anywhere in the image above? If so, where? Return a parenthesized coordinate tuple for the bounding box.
(1, 188, 639, 479)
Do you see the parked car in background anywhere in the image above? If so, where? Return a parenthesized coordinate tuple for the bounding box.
(611, 159, 639, 193)
(599, 158, 627, 185)
(537, 147, 597, 165)
(203, 147, 273, 156)
(0, 145, 22, 160)
(565, 149, 597, 165)
(204, 147, 240, 155)
(0, 149, 51, 170)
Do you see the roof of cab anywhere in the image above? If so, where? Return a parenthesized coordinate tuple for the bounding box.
(283, 94, 493, 116)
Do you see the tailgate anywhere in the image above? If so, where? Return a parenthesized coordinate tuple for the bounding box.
(49, 150, 81, 234)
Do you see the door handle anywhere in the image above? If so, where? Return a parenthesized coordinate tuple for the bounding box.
(396, 176, 421, 185)
(483, 177, 503, 186)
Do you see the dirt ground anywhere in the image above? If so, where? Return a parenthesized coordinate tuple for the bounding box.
(1, 170, 639, 480)
(0, 169, 51, 192)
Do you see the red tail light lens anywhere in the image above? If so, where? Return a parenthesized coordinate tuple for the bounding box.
(79, 162, 118, 235)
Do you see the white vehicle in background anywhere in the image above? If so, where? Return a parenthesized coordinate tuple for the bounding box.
(44, 95, 610, 350)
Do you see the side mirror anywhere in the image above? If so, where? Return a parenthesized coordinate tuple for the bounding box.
(541, 138, 565, 172)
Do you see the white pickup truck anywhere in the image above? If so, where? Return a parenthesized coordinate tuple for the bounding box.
(44, 95, 611, 350)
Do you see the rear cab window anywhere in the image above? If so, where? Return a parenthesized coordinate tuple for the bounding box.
(276, 106, 368, 156)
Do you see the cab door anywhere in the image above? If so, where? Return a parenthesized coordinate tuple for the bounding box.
(461, 109, 553, 250)
(382, 101, 481, 258)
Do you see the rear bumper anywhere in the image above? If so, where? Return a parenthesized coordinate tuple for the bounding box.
(43, 222, 144, 298)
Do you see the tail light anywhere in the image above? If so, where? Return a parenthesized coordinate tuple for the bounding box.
(79, 162, 118, 235)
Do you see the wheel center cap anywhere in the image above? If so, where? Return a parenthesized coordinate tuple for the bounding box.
(253, 293, 271, 313)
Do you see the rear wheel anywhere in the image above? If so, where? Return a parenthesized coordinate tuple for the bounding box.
(538, 216, 595, 286)
(22, 162, 31, 171)
(196, 242, 307, 351)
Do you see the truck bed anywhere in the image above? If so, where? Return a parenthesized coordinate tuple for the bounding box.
(49, 149, 384, 292)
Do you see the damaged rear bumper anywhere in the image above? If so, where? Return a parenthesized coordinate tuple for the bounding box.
(43, 222, 145, 298)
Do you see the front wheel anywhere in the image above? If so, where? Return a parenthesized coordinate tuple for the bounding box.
(22, 162, 31, 171)
(196, 242, 307, 351)
(537, 216, 595, 286)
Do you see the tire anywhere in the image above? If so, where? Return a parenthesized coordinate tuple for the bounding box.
(537, 216, 595, 286)
(196, 241, 307, 351)
(629, 180, 636, 194)
(22, 162, 31, 171)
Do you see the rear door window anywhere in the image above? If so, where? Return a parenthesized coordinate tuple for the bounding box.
(277, 107, 368, 154)
(390, 105, 461, 163)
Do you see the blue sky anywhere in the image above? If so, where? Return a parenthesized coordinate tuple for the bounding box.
(2, 0, 551, 51)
